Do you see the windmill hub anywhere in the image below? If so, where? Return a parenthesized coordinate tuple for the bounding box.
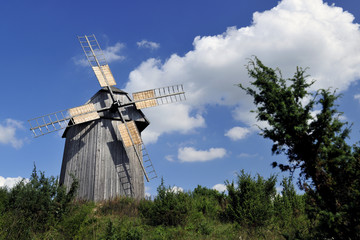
(110, 101, 122, 113)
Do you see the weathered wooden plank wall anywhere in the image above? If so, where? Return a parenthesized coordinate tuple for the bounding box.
(60, 88, 147, 201)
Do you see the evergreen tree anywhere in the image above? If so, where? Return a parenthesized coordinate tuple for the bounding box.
(240, 57, 360, 239)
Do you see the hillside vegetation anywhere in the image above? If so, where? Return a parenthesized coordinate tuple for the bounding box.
(0, 168, 311, 240)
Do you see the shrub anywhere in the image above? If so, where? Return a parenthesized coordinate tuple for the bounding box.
(55, 201, 95, 239)
(191, 185, 225, 220)
(139, 178, 192, 226)
(100, 218, 143, 240)
(0, 166, 78, 239)
(225, 170, 277, 227)
(0, 187, 8, 214)
(98, 196, 138, 217)
(274, 178, 310, 238)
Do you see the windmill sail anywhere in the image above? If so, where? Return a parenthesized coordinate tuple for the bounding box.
(69, 104, 100, 124)
(28, 103, 100, 137)
(118, 121, 142, 147)
(78, 35, 116, 87)
(133, 84, 186, 109)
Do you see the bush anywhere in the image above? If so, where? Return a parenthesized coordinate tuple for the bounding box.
(139, 178, 192, 227)
(274, 178, 310, 238)
(101, 218, 143, 240)
(225, 170, 277, 227)
(0, 166, 78, 239)
(191, 185, 225, 219)
(54, 201, 95, 239)
(0, 187, 8, 214)
(98, 196, 138, 217)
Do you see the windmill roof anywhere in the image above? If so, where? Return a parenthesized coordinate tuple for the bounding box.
(100, 86, 126, 94)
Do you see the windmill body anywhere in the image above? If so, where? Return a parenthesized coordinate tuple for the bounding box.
(28, 35, 185, 201)
(60, 87, 149, 201)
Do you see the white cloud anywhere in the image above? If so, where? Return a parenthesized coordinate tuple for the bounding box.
(165, 155, 175, 162)
(125, 0, 360, 143)
(140, 104, 205, 144)
(178, 147, 226, 162)
(212, 183, 227, 192)
(74, 42, 125, 66)
(0, 119, 25, 149)
(354, 94, 360, 103)
(0, 176, 27, 189)
(168, 186, 183, 193)
(103, 42, 126, 63)
(137, 40, 160, 50)
(225, 126, 251, 140)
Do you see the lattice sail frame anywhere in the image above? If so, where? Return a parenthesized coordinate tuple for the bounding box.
(132, 84, 186, 109)
(28, 103, 100, 137)
(78, 35, 116, 87)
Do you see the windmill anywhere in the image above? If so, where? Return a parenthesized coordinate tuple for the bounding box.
(28, 35, 186, 201)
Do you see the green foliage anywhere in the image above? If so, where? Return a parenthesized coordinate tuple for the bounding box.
(0, 165, 78, 240)
(240, 57, 360, 238)
(273, 178, 310, 239)
(102, 218, 144, 240)
(0, 187, 8, 214)
(225, 170, 277, 228)
(54, 201, 95, 239)
(139, 178, 192, 226)
(0, 167, 312, 239)
(191, 185, 225, 219)
(98, 196, 138, 217)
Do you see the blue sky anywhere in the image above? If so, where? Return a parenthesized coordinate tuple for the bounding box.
(1, 0, 360, 196)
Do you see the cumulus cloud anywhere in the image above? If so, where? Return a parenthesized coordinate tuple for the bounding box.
(137, 40, 160, 50)
(0, 119, 25, 149)
(74, 42, 125, 66)
(225, 126, 251, 140)
(178, 147, 226, 162)
(169, 186, 184, 193)
(104, 42, 126, 62)
(140, 104, 205, 144)
(125, 0, 360, 143)
(0, 176, 27, 188)
(212, 183, 227, 192)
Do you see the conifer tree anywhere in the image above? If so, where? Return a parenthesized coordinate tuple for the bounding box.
(240, 57, 360, 239)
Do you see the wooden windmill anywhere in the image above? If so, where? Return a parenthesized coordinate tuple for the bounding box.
(28, 35, 185, 201)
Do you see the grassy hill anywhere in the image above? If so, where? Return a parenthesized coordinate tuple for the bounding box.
(0, 167, 314, 239)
